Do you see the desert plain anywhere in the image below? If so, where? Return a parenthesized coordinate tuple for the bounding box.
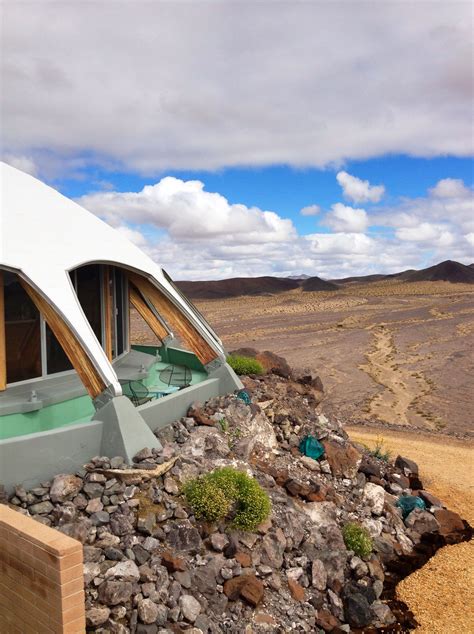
(131, 279, 474, 632)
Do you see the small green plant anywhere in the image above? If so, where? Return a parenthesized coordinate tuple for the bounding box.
(182, 467, 271, 531)
(368, 436, 392, 462)
(218, 417, 229, 432)
(342, 523, 373, 557)
(227, 354, 264, 376)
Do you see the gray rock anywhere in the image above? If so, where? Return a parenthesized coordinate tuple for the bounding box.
(28, 501, 54, 515)
(98, 580, 134, 605)
(405, 509, 440, 535)
(91, 511, 110, 526)
(343, 592, 372, 628)
(180, 594, 202, 622)
(167, 522, 202, 552)
(50, 474, 83, 503)
(86, 605, 111, 627)
(105, 559, 140, 581)
(138, 598, 160, 624)
(311, 559, 327, 591)
(110, 513, 135, 536)
(363, 483, 385, 516)
(210, 533, 229, 552)
(372, 600, 396, 625)
(134, 447, 154, 462)
(83, 482, 104, 499)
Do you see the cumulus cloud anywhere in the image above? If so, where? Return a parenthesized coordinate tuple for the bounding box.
(76, 173, 473, 280)
(325, 203, 369, 232)
(336, 171, 385, 203)
(300, 205, 320, 216)
(2, 3, 472, 175)
(429, 178, 471, 199)
(78, 177, 296, 244)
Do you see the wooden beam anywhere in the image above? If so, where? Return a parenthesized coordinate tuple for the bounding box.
(129, 284, 168, 342)
(20, 280, 106, 399)
(102, 265, 113, 362)
(128, 273, 218, 366)
(0, 272, 6, 391)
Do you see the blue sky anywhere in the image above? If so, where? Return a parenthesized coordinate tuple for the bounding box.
(2, 2, 473, 279)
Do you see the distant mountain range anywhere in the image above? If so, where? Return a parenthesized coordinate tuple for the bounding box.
(177, 260, 474, 299)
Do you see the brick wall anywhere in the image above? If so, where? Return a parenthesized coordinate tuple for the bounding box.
(0, 504, 85, 633)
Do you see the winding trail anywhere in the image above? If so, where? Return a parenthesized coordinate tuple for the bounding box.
(359, 326, 432, 427)
(347, 427, 474, 634)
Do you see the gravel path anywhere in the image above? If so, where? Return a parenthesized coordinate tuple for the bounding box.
(346, 427, 474, 633)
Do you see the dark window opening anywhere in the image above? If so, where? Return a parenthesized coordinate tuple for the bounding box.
(4, 272, 42, 383)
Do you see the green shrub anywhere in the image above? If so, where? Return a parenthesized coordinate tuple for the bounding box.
(227, 354, 264, 376)
(182, 467, 271, 531)
(342, 523, 373, 557)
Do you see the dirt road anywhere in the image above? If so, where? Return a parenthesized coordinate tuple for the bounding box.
(346, 427, 474, 634)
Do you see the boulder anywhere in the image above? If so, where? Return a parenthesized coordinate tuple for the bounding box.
(395, 455, 419, 476)
(405, 509, 440, 535)
(98, 580, 134, 606)
(138, 598, 160, 624)
(343, 591, 372, 628)
(363, 483, 386, 516)
(434, 509, 466, 542)
(179, 594, 202, 622)
(288, 578, 305, 602)
(322, 440, 362, 478)
(86, 606, 111, 627)
(50, 474, 83, 503)
(105, 560, 140, 582)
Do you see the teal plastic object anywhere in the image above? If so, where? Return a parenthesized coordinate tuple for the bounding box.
(299, 435, 325, 460)
(396, 495, 426, 519)
(236, 389, 251, 405)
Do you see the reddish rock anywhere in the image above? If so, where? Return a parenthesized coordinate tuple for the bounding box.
(315, 608, 340, 631)
(434, 509, 466, 541)
(223, 576, 246, 601)
(284, 478, 314, 498)
(241, 576, 264, 607)
(254, 613, 277, 626)
(160, 550, 187, 572)
(224, 575, 264, 607)
(230, 348, 292, 378)
(288, 578, 305, 602)
(187, 406, 214, 426)
(321, 440, 362, 479)
(307, 489, 327, 503)
(418, 490, 444, 508)
(235, 551, 252, 568)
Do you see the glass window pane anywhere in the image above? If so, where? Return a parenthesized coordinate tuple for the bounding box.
(46, 324, 73, 374)
(4, 272, 42, 383)
(76, 264, 102, 342)
(115, 269, 125, 356)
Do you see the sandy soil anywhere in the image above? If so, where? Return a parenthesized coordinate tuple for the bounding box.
(346, 427, 474, 634)
(190, 281, 474, 437)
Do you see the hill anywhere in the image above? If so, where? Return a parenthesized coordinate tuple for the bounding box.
(176, 276, 300, 299)
(403, 260, 474, 284)
(301, 276, 339, 292)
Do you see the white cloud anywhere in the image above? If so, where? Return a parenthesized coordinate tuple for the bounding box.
(4, 154, 38, 176)
(395, 223, 455, 247)
(336, 171, 385, 203)
(78, 177, 296, 244)
(429, 178, 471, 199)
(300, 204, 320, 216)
(2, 3, 472, 175)
(76, 173, 474, 280)
(325, 203, 368, 232)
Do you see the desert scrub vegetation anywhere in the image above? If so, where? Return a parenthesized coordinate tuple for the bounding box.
(367, 436, 392, 462)
(226, 354, 264, 376)
(342, 523, 373, 557)
(182, 467, 271, 531)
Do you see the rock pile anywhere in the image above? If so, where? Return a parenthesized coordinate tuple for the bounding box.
(3, 371, 471, 633)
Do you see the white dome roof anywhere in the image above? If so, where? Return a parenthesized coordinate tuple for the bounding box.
(0, 162, 224, 392)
